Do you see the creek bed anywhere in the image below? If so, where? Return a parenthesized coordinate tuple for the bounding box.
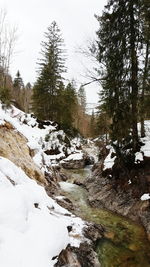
(59, 166, 150, 267)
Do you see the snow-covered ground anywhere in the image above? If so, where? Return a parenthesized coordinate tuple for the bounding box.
(103, 121, 150, 171)
(0, 103, 84, 172)
(0, 157, 85, 267)
(141, 193, 150, 201)
(138, 121, 150, 159)
(102, 121, 150, 202)
(103, 146, 116, 171)
(0, 104, 87, 266)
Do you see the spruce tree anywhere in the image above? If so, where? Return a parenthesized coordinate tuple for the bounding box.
(13, 71, 24, 89)
(32, 21, 66, 121)
(90, 110, 96, 137)
(95, 0, 148, 161)
(13, 71, 24, 110)
(61, 81, 78, 132)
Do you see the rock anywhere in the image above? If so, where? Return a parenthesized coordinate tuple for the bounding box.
(0, 123, 46, 185)
(44, 147, 61, 155)
(84, 155, 95, 166)
(55, 221, 104, 266)
(83, 223, 104, 242)
(84, 155, 150, 240)
(55, 243, 101, 267)
(61, 159, 85, 169)
(73, 180, 85, 186)
(55, 245, 81, 267)
(61, 152, 95, 169)
(55, 197, 75, 212)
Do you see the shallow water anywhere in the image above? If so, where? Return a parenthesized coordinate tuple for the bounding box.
(60, 167, 150, 267)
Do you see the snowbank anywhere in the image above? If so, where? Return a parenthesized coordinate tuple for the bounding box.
(141, 193, 150, 201)
(103, 121, 150, 170)
(140, 121, 150, 158)
(0, 104, 83, 170)
(62, 152, 83, 161)
(103, 146, 116, 171)
(0, 156, 84, 267)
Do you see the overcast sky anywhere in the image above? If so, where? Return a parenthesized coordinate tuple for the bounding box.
(1, 0, 106, 104)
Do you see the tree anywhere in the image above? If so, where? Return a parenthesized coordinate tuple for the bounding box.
(94, 0, 148, 161)
(0, 9, 17, 105)
(13, 70, 24, 89)
(12, 70, 25, 109)
(60, 81, 78, 133)
(32, 21, 66, 121)
(140, 0, 150, 137)
(78, 85, 86, 113)
(90, 110, 96, 137)
(23, 82, 33, 113)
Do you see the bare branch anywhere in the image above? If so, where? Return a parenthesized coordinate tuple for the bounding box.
(81, 77, 105, 87)
(0, 8, 18, 74)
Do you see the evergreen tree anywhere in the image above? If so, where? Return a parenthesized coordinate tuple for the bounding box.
(13, 71, 24, 89)
(56, 81, 65, 124)
(78, 86, 86, 113)
(13, 71, 24, 109)
(32, 21, 66, 121)
(95, 0, 148, 161)
(90, 110, 96, 137)
(61, 81, 78, 132)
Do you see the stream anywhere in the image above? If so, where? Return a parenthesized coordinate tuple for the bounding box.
(60, 166, 150, 267)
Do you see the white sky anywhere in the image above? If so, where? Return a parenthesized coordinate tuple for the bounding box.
(1, 0, 106, 104)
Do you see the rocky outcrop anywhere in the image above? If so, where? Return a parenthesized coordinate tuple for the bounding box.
(55, 243, 101, 267)
(55, 196, 75, 212)
(61, 153, 95, 169)
(85, 157, 150, 239)
(61, 159, 85, 169)
(0, 122, 47, 185)
(55, 222, 104, 267)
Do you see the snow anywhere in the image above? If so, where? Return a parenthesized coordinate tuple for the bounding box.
(0, 103, 83, 170)
(55, 195, 65, 200)
(102, 121, 150, 170)
(62, 152, 83, 162)
(83, 142, 99, 163)
(135, 152, 144, 163)
(0, 156, 85, 267)
(0, 119, 5, 126)
(103, 147, 116, 171)
(138, 121, 150, 158)
(141, 193, 150, 201)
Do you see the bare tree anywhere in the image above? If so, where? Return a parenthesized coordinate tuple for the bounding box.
(0, 8, 17, 73)
(0, 8, 17, 104)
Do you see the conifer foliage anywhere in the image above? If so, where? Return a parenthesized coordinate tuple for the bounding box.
(95, 0, 150, 161)
(32, 21, 66, 121)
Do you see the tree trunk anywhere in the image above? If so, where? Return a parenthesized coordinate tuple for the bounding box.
(130, 1, 139, 151)
(140, 42, 149, 137)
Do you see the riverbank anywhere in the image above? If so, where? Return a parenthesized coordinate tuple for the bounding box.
(84, 160, 150, 242)
(56, 167, 150, 267)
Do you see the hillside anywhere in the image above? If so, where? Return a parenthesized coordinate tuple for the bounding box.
(0, 103, 90, 267)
